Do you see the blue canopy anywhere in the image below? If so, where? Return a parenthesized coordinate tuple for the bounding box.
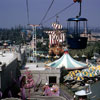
(67, 18, 87, 21)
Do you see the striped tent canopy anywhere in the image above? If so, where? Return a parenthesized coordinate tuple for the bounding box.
(46, 49, 87, 70)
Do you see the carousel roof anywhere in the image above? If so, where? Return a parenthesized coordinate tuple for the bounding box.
(46, 50, 87, 70)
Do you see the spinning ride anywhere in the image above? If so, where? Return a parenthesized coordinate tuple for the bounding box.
(45, 20, 66, 56)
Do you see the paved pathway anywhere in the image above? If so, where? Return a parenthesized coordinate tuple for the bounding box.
(60, 88, 73, 100)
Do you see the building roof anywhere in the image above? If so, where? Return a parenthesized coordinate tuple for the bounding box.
(0, 51, 16, 66)
(24, 63, 46, 71)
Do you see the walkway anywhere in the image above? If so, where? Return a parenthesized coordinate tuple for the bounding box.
(60, 87, 73, 100)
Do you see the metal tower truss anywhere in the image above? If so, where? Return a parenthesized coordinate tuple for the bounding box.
(29, 24, 39, 62)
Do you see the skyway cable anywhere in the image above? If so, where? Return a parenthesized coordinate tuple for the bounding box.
(39, 0, 55, 25)
(26, 0, 30, 24)
(43, 2, 75, 24)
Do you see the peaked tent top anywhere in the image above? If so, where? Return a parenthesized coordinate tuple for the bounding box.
(46, 49, 87, 70)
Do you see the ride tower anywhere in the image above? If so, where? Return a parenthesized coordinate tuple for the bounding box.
(29, 24, 39, 62)
(45, 19, 66, 57)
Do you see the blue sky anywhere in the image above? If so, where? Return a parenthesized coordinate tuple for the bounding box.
(0, 0, 99, 28)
